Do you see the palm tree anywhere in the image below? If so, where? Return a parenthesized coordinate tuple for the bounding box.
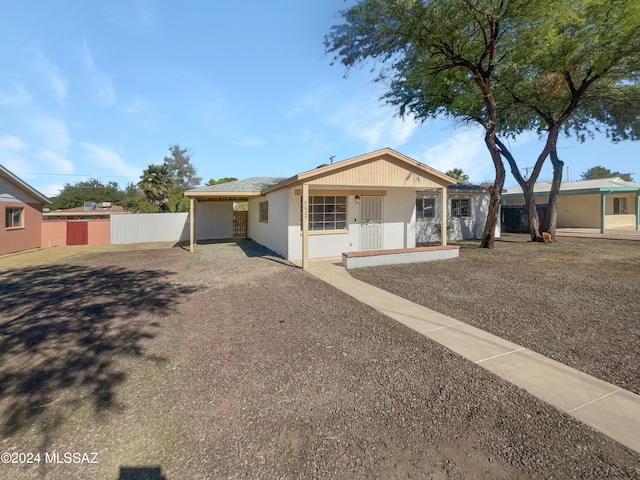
(445, 168, 469, 184)
(138, 164, 173, 212)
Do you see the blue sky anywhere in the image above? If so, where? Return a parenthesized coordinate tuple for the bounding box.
(1, 0, 637, 199)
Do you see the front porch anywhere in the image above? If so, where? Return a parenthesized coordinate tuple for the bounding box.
(341, 245, 460, 269)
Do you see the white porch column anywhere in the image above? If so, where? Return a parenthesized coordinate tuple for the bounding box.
(441, 186, 448, 246)
(302, 183, 309, 269)
(189, 197, 196, 253)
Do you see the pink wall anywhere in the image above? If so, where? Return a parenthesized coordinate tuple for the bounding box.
(41, 219, 111, 247)
(41, 221, 67, 247)
(88, 220, 110, 245)
(1, 202, 43, 255)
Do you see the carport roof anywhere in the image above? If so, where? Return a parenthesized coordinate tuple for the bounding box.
(185, 177, 286, 199)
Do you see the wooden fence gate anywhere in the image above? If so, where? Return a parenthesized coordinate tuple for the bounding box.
(233, 211, 248, 238)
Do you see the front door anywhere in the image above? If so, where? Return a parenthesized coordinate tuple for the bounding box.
(360, 196, 383, 250)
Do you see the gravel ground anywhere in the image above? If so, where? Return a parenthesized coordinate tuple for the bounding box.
(0, 239, 639, 479)
(351, 234, 640, 396)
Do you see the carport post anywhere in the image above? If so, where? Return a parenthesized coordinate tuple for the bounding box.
(189, 197, 196, 252)
(302, 183, 309, 269)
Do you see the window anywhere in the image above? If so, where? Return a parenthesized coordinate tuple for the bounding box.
(259, 201, 268, 223)
(451, 198, 470, 217)
(5, 207, 23, 228)
(301, 195, 348, 231)
(416, 197, 435, 219)
(613, 197, 627, 214)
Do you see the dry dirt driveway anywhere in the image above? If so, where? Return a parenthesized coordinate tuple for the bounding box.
(0, 240, 638, 479)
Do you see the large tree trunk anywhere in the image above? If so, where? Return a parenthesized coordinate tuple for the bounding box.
(494, 137, 544, 242)
(540, 146, 563, 239)
(480, 133, 506, 248)
(523, 184, 543, 241)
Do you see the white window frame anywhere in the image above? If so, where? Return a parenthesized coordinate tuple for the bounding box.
(451, 198, 471, 218)
(300, 195, 348, 232)
(416, 197, 436, 220)
(259, 201, 268, 223)
(5, 207, 23, 228)
(613, 197, 627, 214)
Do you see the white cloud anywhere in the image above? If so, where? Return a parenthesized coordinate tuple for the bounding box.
(30, 116, 70, 152)
(31, 52, 68, 104)
(81, 142, 140, 178)
(0, 135, 27, 151)
(81, 41, 116, 107)
(123, 95, 147, 114)
(417, 129, 488, 180)
(328, 102, 419, 150)
(233, 137, 266, 147)
(0, 135, 33, 172)
(288, 84, 419, 150)
(38, 150, 74, 174)
(0, 84, 33, 107)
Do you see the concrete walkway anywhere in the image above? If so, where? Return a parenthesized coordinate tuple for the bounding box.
(305, 258, 640, 455)
(556, 228, 640, 241)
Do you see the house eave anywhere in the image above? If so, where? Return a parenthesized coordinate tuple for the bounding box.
(0, 164, 51, 204)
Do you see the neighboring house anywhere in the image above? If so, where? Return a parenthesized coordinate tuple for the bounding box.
(416, 183, 495, 243)
(43, 203, 128, 220)
(503, 177, 640, 232)
(41, 203, 128, 247)
(0, 164, 51, 255)
(186, 148, 495, 267)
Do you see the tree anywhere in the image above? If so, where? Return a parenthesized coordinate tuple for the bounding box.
(163, 144, 202, 189)
(326, 0, 640, 245)
(49, 179, 123, 210)
(445, 169, 470, 184)
(326, 0, 523, 248)
(581, 166, 634, 182)
(138, 164, 173, 212)
(206, 177, 238, 186)
(494, 0, 640, 240)
(167, 186, 190, 212)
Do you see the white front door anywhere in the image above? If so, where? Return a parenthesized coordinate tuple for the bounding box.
(360, 196, 383, 250)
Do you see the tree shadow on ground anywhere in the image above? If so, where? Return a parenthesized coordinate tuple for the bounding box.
(0, 263, 196, 440)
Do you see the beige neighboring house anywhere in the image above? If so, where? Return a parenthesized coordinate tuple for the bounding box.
(1, 164, 51, 255)
(503, 177, 640, 232)
(186, 148, 465, 268)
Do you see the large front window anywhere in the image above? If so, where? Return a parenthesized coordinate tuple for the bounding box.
(5, 207, 23, 228)
(301, 195, 348, 231)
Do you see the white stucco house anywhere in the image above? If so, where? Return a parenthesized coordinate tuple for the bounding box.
(185, 148, 495, 268)
(416, 183, 495, 243)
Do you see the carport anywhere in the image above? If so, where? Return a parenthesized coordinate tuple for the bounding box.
(184, 177, 285, 252)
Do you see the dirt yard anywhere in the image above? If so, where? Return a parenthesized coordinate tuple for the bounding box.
(352, 234, 640, 397)
(0, 240, 639, 479)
